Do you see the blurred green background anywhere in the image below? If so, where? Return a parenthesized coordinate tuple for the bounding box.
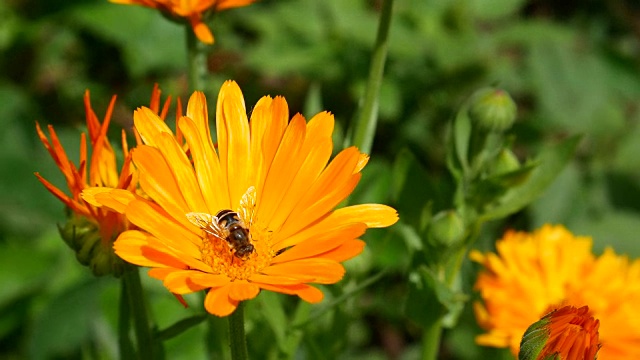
(2, 0, 640, 358)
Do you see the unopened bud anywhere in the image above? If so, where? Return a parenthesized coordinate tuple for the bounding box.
(428, 210, 465, 247)
(469, 88, 517, 133)
(519, 305, 600, 360)
(58, 213, 125, 277)
(491, 149, 520, 176)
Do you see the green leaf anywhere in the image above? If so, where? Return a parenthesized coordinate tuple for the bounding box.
(69, 3, 186, 76)
(469, 0, 527, 20)
(481, 135, 581, 221)
(405, 266, 465, 328)
(29, 279, 107, 359)
(392, 149, 451, 227)
(447, 106, 472, 178)
(467, 162, 537, 209)
(0, 243, 55, 309)
(256, 292, 288, 353)
(571, 210, 640, 258)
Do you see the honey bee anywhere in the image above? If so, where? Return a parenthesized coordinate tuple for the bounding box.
(186, 186, 257, 260)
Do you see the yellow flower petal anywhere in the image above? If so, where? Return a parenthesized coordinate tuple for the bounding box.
(216, 81, 251, 208)
(113, 230, 187, 269)
(133, 107, 174, 148)
(155, 132, 208, 212)
(228, 280, 260, 301)
(205, 284, 238, 317)
(178, 115, 227, 212)
(257, 114, 307, 226)
(110, 81, 398, 316)
(163, 270, 229, 294)
(132, 146, 190, 217)
(272, 223, 367, 263)
(81, 188, 136, 214)
(123, 200, 202, 258)
(315, 239, 366, 262)
(261, 259, 345, 284)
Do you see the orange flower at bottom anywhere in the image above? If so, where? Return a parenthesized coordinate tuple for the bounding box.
(471, 224, 640, 359)
(110, 0, 255, 44)
(84, 81, 398, 316)
(520, 305, 600, 360)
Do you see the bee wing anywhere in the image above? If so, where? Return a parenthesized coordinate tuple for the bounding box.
(186, 212, 226, 239)
(238, 186, 257, 227)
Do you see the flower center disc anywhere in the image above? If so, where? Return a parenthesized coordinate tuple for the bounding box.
(200, 224, 274, 280)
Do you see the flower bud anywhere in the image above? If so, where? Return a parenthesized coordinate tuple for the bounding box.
(469, 88, 517, 133)
(491, 148, 521, 176)
(58, 213, 125, 277)
(519, 305, 600, 360)
(428, 210, 465, 248)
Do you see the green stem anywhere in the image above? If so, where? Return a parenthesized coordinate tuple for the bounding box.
(228, 302, 248, 360)
(123, 267, 155, 359)
(118, 277, 135, 359)
(350, 0, 394, 154)
(421, 318, 443, 360)
(422, 222, 482, 359)
(186, 26, 209, 92)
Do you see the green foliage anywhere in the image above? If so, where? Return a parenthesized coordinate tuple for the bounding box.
(2, 0, 640, 358)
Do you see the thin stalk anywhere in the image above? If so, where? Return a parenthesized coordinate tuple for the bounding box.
(421, 221, 483, 359)
(228, 302, 249, 360)
(118, 277, 135, 359)
(421, 318, 443, 360)
(186, 27, 209, 92)
(350, 0, 394, 154)
(123, 267, 154, 359)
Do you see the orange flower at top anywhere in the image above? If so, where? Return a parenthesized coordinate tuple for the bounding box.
(36, 85, 174, 276)
(83, 80, 398, 316)
(519, 305, 600, 360)
(471, 224, 640, 359)
(110, 0, 256, 44)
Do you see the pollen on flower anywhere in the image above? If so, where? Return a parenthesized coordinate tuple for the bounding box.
(199, 218, 275, 280)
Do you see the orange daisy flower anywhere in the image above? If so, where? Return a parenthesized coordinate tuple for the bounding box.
(109, 0, 256, 44)
(83, 80, 398, 316)
(519, 305, 600, 360)
(471, 224, 640, 359)
(36, 85, 174, 276)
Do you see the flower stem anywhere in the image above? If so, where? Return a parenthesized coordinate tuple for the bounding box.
(123, 266, 155, 359)
(421, 317, 443, 360)
(350, 0, 394, 154)
(228, 302, 248, 360)
(186, 26, 209, 92)
(118, 276, 135, 359)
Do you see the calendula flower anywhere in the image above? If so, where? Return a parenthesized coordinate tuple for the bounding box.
(36, 85, 174, 276)
(83, 80, 398, 316)
(471, 224, 640, 359)
(110, 0, 256, 44)
(519, 305, 600, 360)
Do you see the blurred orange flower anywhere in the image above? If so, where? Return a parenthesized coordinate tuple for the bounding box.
(110, 0, 256, 44)
(84, 80, 398, 316)
(36, 85, 174, 275)
(471, 224, 640, 359)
